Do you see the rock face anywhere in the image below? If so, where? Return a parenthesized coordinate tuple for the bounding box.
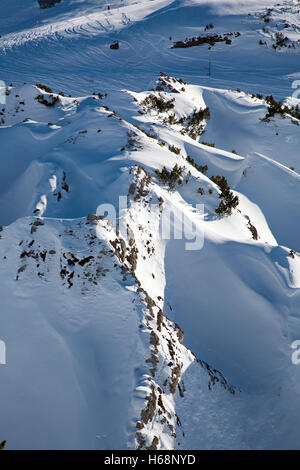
(38, 0, 61, 9)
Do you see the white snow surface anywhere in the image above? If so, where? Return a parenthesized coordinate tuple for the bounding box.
(0, 0, 300, 450)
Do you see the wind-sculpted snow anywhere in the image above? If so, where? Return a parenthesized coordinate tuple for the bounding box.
(0, 0, 300, 450)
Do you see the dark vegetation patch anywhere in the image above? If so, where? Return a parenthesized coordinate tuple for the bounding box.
(125, 130, 143, 151)
(35, 83, 54, 94)
(263, 95, 300, 121)
(140, 93, 175, 114)
(155, 72, 187, 93)
(246, 216, 258, 240)
(197, 359, 236, 394)
(172, 32, 240, 49)
(110, 41, 119, 50)
(92, 92, 107, 99)
(140, 385, 157, 426)
(201, 141, 215, 147)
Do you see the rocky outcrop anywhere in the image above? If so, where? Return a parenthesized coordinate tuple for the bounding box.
(38, 0, 61, 9)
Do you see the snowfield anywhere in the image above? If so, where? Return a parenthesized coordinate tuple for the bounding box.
(0, 0, 300, 450)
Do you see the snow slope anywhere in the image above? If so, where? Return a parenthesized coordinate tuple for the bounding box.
(0, 0, 300, 450)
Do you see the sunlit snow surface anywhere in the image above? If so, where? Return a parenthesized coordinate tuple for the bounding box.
(0, 0, 300, 450)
